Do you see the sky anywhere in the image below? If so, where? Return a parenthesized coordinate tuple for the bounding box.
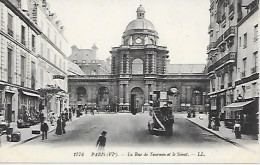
(48, 0, 210, 64)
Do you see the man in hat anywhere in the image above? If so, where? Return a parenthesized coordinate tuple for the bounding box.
(96, 131, 107, 150)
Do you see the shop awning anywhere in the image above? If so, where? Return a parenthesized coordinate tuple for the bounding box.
(224, 100, 254, 111)
(22, 91, 40, 97)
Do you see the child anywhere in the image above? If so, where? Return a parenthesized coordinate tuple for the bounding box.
(96, 131, 107, 150)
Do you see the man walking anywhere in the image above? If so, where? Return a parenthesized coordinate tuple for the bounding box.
(96, 131, 107, 151)
(40, 118, 49, 140)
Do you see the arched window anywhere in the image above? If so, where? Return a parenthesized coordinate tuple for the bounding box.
(192, 88, 202, 105)
(76, 87, 86, 101)
(132, 59, 143, 74)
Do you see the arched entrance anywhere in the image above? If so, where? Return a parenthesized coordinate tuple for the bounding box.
(130, 87, 144, 114)
(76, 87, 86, 108)
(97, 87, 109, 110)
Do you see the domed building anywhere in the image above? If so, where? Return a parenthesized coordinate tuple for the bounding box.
(68, 5, 209, 113)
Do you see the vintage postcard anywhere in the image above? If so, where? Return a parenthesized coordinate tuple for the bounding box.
(0, 0, 259, 164)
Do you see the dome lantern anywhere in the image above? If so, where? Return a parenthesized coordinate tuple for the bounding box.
(137, 5, 145, 19)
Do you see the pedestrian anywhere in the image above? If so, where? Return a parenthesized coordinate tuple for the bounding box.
(39, 111, 44, 123)
(90, 108, 95, 115)
(64, 109, 69, 121)
(55, 116, 62, 135)
(69, 109, 72, 121)
(40, 118, 49, 140)
(233, 120, 241, 139)
(49, 112, 55, 126)
(96, 131, 107, 151)
(62, 117, 66, 134)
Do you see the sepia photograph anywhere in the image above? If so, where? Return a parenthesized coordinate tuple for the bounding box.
(0, 0, 259, 164)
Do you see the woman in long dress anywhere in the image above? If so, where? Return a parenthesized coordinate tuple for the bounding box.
(55, 117, 62, 135)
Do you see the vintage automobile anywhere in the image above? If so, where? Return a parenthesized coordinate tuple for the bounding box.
(148, 91, 174, 136)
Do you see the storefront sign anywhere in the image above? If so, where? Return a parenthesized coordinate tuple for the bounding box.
(53, 75, 65, 79)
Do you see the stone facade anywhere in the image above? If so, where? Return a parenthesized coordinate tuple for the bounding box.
(68, 6, 209, 113)
(206, 0, 259, 134)
(0, 0, 69, 125)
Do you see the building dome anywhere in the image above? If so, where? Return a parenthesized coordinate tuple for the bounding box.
(123, 5, 157, 37)
(125, 19, 155, 31)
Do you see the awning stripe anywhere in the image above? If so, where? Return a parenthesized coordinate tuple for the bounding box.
(22, 91, 40, 97)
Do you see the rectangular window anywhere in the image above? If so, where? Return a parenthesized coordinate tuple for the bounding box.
(7, 48, 13, 83)
(54, 54, 57, 65)
(54, 34, 57, 45)
(243, 33, 247, 48)
(21, 25, 26, 45)
(47, 27, 50, 38)
(32, 35, 35, 52)
(47, 48, 50, 61)
(40, 43, 44, 56)
(242, 58, 246, 77)
(239, 37, 241, 47)
(7, 14, 13, 36)
(254, 24, 258, 42)
(31, 61, 36, 89)
(21, 55, 26, 86)
(40, 69, 43, 87)
(59, 58, 62, 68)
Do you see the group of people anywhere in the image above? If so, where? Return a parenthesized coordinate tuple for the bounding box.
(55, 109, 72, 135)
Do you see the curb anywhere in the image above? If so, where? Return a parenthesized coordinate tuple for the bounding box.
(10, 127, 56, 148)
(9, 116, 82, 148)
(186, 118, 251, 151)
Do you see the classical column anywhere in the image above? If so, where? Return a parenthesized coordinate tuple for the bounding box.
(126, 54, 130, 74)
(119, 83, 124, 106)
(143, 83, 149, 112)
(145, 54, 149, 74)
(125, 83, 130, 111)
(120, 55, 124, 74)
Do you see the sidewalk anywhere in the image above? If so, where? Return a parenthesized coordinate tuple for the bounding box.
(184, 113, 259, 153)
(0, 114, 81, 148)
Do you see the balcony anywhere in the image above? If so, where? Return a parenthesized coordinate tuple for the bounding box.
(207, 52, 237, 73)
(251, 66, 257, 74)
(241, 71, 246, 78)
(222, 13, 226, 22)
(207, 42, 217, 53)
(216, 35, 224, 47)
(224, 26, 235, 40)
(229, 3, 234, 14)
(8, 28, 13, 37)
(246, 0, 259, 13)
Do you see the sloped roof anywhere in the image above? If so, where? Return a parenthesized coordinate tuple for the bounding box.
(67, 60, 85, 75)
(167, 64, 206, 74)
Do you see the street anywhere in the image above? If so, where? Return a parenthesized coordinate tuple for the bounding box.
(1, 112, 258, 163)
(21, 113, 236, 147)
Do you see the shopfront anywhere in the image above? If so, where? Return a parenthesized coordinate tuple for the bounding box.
(18, 90, 40, 126)
(224, 99, 258, 134)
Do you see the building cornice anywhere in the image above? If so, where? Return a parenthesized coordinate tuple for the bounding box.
(0, 80, 39, 94)
(237, 5, 258, 27)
